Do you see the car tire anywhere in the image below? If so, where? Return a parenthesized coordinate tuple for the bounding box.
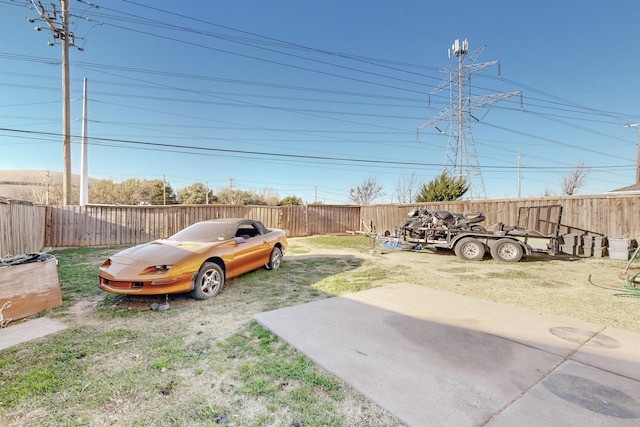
(191, 262, 224, 300)
(265, 247, 283, 270)
(454, 237, 485, 261)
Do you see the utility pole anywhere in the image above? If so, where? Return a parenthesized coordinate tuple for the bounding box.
(163, 175, 167, 205)
(80, 78, 88, 206)
(517, 148, 521, 198)
(45, 170, 50, 205)
(29, 0, 75, 205)
(61, 0, 71, 205)
(417, 39, 521, 199)
(624, 122, 640, 184)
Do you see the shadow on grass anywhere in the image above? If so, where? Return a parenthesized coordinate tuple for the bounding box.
(99, 255, 367, 315)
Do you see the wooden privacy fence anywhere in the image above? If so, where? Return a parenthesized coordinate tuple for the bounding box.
(3, 194, 640, 253)
(0, 199, 46, 256)
(44, 204, 361, 247)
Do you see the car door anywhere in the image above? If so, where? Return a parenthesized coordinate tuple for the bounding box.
(227, 222, 270, 276)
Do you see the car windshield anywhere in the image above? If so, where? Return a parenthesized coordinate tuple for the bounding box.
(168, 221, 236, 242)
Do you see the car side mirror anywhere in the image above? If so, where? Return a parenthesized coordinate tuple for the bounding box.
(233, 236, 247, 244)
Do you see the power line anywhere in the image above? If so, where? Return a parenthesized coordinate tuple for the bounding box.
(0, 126, 632, 172)
(0, 52, 634, 123)
(87, 0, 445, 82)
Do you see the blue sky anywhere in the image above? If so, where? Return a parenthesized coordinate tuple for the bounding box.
(1, 0, 639, 204)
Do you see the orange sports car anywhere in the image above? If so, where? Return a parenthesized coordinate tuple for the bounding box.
(98, 218, 287, 299)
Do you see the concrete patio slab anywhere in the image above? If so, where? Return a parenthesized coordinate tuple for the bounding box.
(254, 282, 640, 426)
(0, 317, 68, 351)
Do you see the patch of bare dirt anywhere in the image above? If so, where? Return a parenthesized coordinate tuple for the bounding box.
(67, 295, 105, 315)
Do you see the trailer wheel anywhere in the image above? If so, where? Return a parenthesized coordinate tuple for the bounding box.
(454, 237, 485, 261)
(490, 239, 523, 262)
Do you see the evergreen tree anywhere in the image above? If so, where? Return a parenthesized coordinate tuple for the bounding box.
(416, 172, 468, 202)
(278, 195, 303, 206)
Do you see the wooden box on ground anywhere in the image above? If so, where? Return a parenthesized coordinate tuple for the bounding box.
(0, 257, 62, 322)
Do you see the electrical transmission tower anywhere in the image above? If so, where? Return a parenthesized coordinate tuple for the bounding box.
(418, 39, 520, 199)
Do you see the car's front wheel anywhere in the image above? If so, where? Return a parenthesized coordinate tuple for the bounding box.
(191, 262, 224, 299)
(265, 247, 282, 270)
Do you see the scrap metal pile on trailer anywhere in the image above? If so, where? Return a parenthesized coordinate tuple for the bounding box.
(381, 205, 567, 262)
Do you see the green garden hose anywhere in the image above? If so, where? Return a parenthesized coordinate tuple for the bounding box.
(588, 274, 640, 298)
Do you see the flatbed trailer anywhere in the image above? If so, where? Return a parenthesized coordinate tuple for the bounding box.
(397, 205, 564, 262)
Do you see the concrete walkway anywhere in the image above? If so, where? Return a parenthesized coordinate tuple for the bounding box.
(0, 317, 67, 351)
(254, 282, 640, 426)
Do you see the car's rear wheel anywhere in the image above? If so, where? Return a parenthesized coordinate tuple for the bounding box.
(191, 262, 224, 299)
(265, 247, 282, 270)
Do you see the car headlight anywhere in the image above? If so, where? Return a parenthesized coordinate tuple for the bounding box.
(140, 265, 173, 275)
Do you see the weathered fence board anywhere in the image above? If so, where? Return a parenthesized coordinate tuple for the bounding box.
(0, 200, 46, 256)
(307, 205, 360, 236)
(280, 205, 307, 237)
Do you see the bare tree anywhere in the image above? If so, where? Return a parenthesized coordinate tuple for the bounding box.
(560, 162, 592, 195)
(260, 187, 280, 206)
(394, 172, 419, 204)
(216, 188, 267, 205)
(541, 187, 555, 197)
(28, 178, 49, 204)
(88, 178, 176, 205)
(348, 177, 385, 205)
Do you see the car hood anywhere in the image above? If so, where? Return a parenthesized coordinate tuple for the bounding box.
(110, 239, 222, 266)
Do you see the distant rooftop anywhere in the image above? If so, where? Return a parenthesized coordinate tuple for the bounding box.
(608, 182, 640, 194)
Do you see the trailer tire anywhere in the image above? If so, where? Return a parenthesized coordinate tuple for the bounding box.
(454, 237, 485, 261)
(490, 238, 523, 262)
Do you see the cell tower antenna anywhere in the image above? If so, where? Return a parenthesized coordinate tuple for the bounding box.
(417, 39, 520, 199)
